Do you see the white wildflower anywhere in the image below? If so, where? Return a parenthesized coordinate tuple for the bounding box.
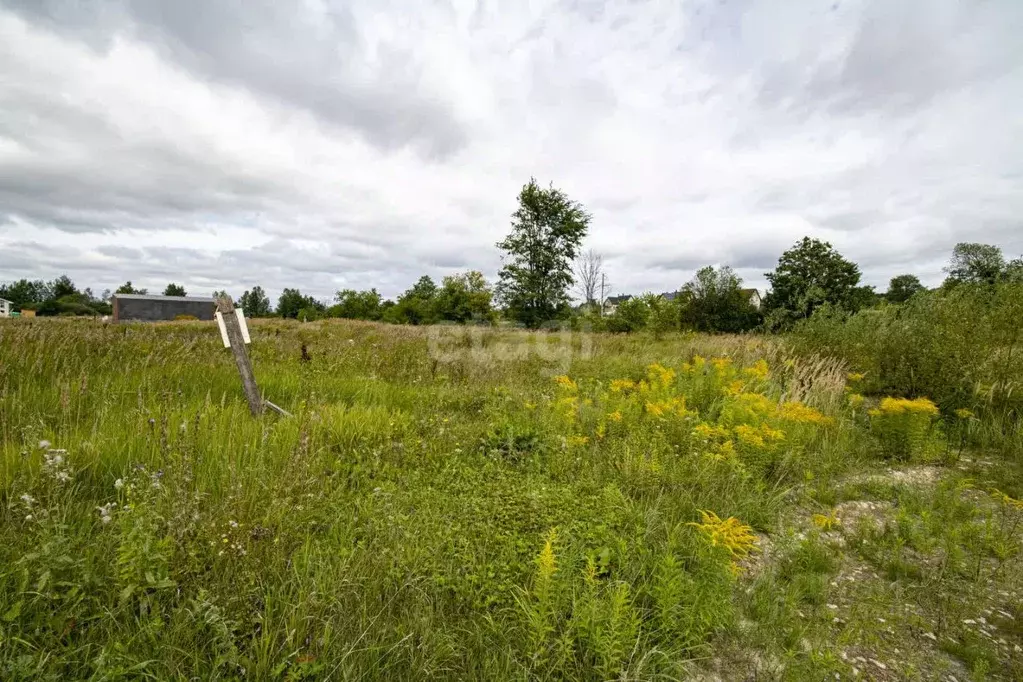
(114, 478, 124, 490)
(20, 493, 35, 506)
(38, 440, 51, 450)
(229, 520, 239, 528)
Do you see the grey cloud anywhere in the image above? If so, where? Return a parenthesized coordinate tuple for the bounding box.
(3, 0, 470, 158)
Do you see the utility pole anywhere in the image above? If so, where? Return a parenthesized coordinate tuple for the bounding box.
(599, 273, 607, 317)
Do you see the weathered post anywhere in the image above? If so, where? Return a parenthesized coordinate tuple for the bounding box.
(215, 295, 263, 416)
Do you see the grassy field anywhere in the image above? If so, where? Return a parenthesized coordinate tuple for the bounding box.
(1, 318, 1021, 680)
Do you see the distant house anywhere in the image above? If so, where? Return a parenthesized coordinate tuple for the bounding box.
(659, 291, 679, 302)
(741, 289, 763, 309)
(112, 294, 216, 322)
(0, 298, 11, 318)
(602, 295, 632, 316)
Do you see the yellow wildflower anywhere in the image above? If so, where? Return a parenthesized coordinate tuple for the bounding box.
(876, 396, 939, 416)
(734, 424, 766, 448)
(647, 363, 676, 389)
(553, 375, 578, 392)
(954, 408, 975, 420)
(846, 372, 866, 382)
(711, 357, 732, 372)
(743, 359, 770, 380)
(645, 401, 667, 417)
(812, 513, 840, 531)
(610, 378, 635, 393)
(724, 379, 745, 396)
(688, 510, 757, 559)
(847, 393, 865, 409)
(778, 401, 833, 425)
(990, 489, 1023, 511)
(567, 435, 590, 447)
(536, 528, 558, 584)
(607, 411, 623, 422)
(524, 401, 537, 410)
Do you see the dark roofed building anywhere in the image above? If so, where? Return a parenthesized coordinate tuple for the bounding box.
(112, 294, 216, 322)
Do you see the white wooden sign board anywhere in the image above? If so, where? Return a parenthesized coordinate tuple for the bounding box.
(215, 309, 251, 347)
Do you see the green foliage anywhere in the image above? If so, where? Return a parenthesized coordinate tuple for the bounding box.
(434, 270, 495, 324)
(276, 288, 323, 319)
(763, 237, 861, 327)
(886, 274, 926, 303)
(162, 283, 187, 297)
(115, 280, 148, 295)
(384, 276, 440, 325)
(496, 178, 590, 328)
(238, 285, 273, 317)
(679, 266, 761, 333)
(944, 242, 1006, 287)
(0, 278, 52, 310)
(330, 288, 383, 321)
(605, 296, 651, 333)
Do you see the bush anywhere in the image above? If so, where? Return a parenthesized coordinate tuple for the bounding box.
(868, 397, 941, 461)
(790, 283, 1023, 426)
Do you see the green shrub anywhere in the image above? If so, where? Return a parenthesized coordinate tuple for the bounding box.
(868, 397, 941, 461)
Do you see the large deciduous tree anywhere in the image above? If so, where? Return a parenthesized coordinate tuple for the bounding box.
(239, 286, 273, 316)
(679, 266, 761, 333)
(163, 283, 187, 297)
(943, 243, 1006, 287)
(886, 274, 925, 303)
(434, 270, 495, 323)
(496, 179, 590, 328)
(763, 237, 861, 325)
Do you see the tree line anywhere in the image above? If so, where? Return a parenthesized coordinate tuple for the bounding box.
(3, 179, 1020, 330)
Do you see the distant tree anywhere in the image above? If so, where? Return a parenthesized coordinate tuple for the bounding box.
(115, 281, 148, 295)
(331, 288, 383, 320)
(50, 275, 78, 299)
(605, 296, 651, 333)
(763, 237, 861, 326)
(943, 243, 1005, 287)
(277, 288, 322, 319)
(385, 276, 439, 325)
(434, 271, 495, 323)
(1005, 257, 1023, 283)
(163, 283, 187, 297)
(239, 286, 273, 316)
(0, 279, 51, 310)
(573, 249, 605, 310)
(679, 266, 761, 333)
(847, 285, 880, 312)
(886, 274, 925, 303)
(496, 179, 590, 328)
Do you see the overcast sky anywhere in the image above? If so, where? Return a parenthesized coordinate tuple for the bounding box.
(1, 0, 1021, 302)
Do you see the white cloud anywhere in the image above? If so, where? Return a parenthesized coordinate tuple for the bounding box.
(1, 0, 1021, 303)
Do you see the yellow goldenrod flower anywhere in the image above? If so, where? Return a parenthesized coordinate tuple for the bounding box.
(846, 372, 866, 382)
(734, 424, 766, 448)
(848, 393, 865, 409)
(646, 363, 676, 389)
(688, 510, 757, 559)
(567, 434, 590, 447)
(876, 396, 939, 416)
(811, 513, 840, 531)
(610, 378, 635, 393)
(778, 401, 833, 425)
(954, 408, 975, 420)
(990, 489, 1023, 510)
(553, 375, 578, 392)
(743, 359, 770, 380)
(607, 411, 623, 422)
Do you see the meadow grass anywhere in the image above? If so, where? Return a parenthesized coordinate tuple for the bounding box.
(1, 318, 1021, 680)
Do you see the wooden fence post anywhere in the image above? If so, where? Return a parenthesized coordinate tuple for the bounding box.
(215, 295, 263, 416)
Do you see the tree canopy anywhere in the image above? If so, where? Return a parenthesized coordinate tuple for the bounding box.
(886, 274, 925, 303)
(496, 179, 590, 328)
(679, 266, 761, 333)
(239, 286, 273, 316)
(163, 283, 187, 297)
(763, 237, 861, 326)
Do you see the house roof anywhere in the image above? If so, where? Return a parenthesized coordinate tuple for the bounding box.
(740, 288, 760, 297)
(604, 295, 632, 304)
(660, 291, 679, 301)
(0, 297, 12, 304)
(112, 294, 216, 303)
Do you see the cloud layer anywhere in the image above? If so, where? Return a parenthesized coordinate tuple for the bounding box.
(1, 0, 1021, 302)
